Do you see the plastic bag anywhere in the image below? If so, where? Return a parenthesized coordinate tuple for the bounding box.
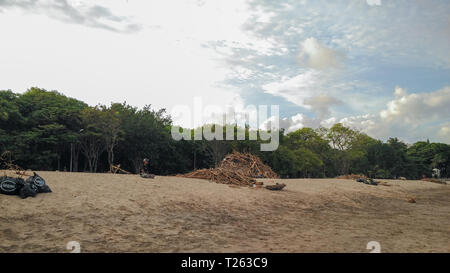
(19, 181, 38, 199)
(0, 172, 51, 198)
(26, 172, 52, 193)
(0, 176, 24, 195)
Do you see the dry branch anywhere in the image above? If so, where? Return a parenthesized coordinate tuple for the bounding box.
(110, 164, 131, 174)
(178, 152, 279, 187)
(0, 151, 30, 177)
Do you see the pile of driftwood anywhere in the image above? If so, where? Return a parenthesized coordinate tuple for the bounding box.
(178, 152, 279, 187)
(1, 151, 30, 178)
(179, 167, 256, 186)
(336, 174, 367, 180)
(218, 152, 279, 179)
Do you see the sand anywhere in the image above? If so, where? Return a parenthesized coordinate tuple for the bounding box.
(0, 170, 449, 253)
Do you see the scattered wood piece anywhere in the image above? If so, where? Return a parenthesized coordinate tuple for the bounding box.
(110, 164, 131, 174)
(0, 151, 29, 178)
(337, 174, 367, 180)
(265, 183, 286, 191)
(178, 167, 256, 186)
(421, 178, 447, 185)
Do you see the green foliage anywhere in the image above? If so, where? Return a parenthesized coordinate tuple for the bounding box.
(1, 88, 449, 178)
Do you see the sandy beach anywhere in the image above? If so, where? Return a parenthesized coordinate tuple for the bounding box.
(1, 171, 449, 253)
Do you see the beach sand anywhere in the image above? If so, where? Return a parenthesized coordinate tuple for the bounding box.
(1, 171, 449, 252)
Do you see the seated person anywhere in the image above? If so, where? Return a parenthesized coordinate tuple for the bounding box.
(140, 158, 154, 178)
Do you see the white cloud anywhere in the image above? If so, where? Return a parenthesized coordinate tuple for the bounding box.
(366, 0, 381, 6)
(438, 125, 450, 143)
(1, 0, 449, 147)
(379, 86, 450, 123)
(0, 0, 253, 128)
(339, 114, 379, 134)
(298, 37, 345, 70)
(262, 70, 359, 119)
(394, 86, 407, 98)
(335, 86, 450, 143)
(262, 71, 320, 107)
(277, 85, 450, 144)
(0, 0, 142, 33)
(304, 94, 342, 119)
(261, 113, 305, 133)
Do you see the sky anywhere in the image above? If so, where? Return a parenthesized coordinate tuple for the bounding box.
(0, 0, 449, 144)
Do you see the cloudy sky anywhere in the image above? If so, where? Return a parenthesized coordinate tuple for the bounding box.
(1, 0, 449, 143)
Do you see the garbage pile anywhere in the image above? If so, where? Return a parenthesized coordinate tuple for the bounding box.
(356, 177, 379, 186)
(0, 172, 52, 199)
(178, 152, 280, 187)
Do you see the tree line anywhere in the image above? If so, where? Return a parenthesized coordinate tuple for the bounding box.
(1, 88, 449, 179)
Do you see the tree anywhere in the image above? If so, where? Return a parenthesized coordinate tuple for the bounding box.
(323, 124, 360, 175)
(203, 124, 230, 167)
(0, 90, 23, 153)
(11, 87, 86, 170)
(2, 88, 449, 179)
(98, 104, 123, 171)
(285, 128, 328, 177)
(326, 123, 358, 151)
(79, 107, 104, 172)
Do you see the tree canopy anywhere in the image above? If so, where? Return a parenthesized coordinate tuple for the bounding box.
(1, 88, 449, 179)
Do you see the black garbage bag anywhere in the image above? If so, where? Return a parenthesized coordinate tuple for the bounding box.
(19, 181, 38, 199)
(367, 178, 378, 186)
(361, 178, 378, 186)
(0, 176, 25, 195)
(140, 173, 155, 179)
(26, 172, 52, 193)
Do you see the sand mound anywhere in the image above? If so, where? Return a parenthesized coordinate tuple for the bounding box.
(1, 170, 449, 252)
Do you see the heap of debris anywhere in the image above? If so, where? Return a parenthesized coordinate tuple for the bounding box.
(0, 172, 52, 199)
(218, 152, 279, 179)
(337, 174, 367, 180)
(179, 167, 256, 186)
(356, 177, 378, 186)
(178, 152, 279, 187)
(1, 151, 28, 177)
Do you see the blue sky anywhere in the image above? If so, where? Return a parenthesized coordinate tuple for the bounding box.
(0, 0, 449, 143)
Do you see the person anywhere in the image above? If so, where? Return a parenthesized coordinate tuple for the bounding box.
(141, 158, 150, 174)
(140, 158, 154, 179)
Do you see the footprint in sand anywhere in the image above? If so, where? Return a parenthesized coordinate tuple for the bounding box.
(2, 228, 19, 241)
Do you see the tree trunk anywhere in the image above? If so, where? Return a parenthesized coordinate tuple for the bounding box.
(73, 144, 80, 172)
(193, 148, 196, 170)
(107, 147, 115, 172)
(132, 157, 141, 174)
